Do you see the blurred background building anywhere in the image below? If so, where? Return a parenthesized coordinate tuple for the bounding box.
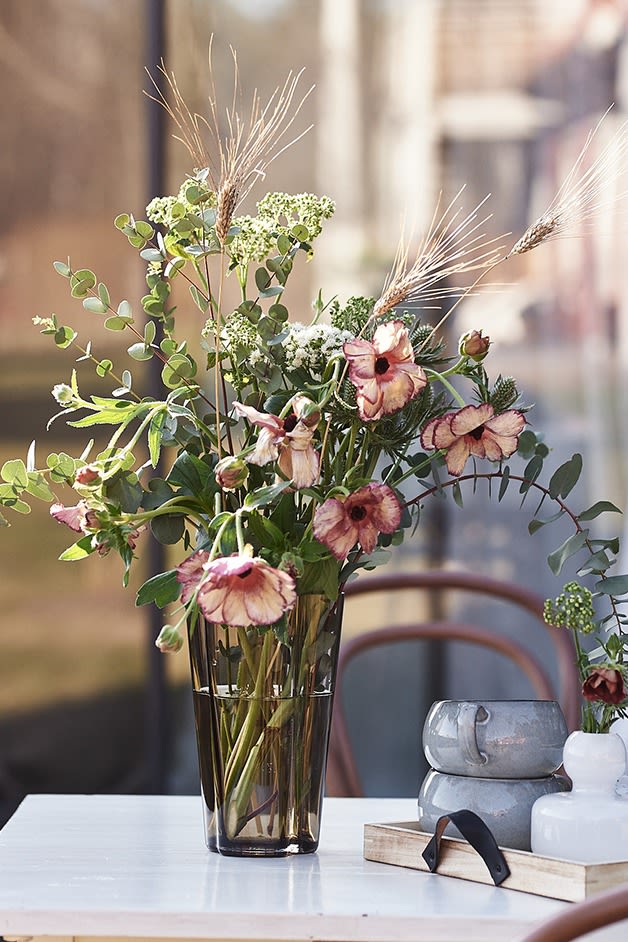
(2, 0, 628, 813)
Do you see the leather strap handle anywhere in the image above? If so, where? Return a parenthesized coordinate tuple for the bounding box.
(422, 809, 510, 886)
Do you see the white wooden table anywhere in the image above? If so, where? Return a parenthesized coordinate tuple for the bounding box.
(0, 794, 621, 942)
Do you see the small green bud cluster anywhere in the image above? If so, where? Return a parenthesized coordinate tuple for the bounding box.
(544, 581, 595, 634)
(257, 192, 335, 239)
(330, 295, 375, 333)
(227, 215, 276, 266)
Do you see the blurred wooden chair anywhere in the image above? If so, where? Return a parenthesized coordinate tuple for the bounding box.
(326, 570, 580, 797)
(519, 885, 628, 942)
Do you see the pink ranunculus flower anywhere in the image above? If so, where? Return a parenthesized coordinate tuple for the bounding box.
(233, 396, 320, 488)
(343, 320, 427, 421)
(176, 550, 297, 627)
(313, 483, 402, 561)
(421, 403, 525, 476)
(50, 500, 98, 533)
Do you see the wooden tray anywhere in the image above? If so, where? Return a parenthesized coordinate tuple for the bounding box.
(363, 821, 628, 902)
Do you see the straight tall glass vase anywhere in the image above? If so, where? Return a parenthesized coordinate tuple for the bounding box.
(188, 593, 343, 857)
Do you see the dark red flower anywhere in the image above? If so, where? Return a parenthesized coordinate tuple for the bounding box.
(582, 667, 626, 705)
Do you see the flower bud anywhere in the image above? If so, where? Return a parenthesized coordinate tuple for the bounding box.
(215, 456, 248, 490)
(155, 625, 184, 655)
(75, 465, 100, 485)
(459, 329, 490, 362)
(52, 383, 74, 405)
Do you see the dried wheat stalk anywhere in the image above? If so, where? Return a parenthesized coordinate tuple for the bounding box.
(510, 107, 628, 256)
(147, 41, 313, 242)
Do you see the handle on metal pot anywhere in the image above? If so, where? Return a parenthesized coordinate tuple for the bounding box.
(457, 702, 489, 766)
(422, 809, 510, 886)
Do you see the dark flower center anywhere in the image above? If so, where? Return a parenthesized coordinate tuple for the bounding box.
(283, 413, 298, 432)
(375, 356, 390, 375)
(237, 565, 253, 580)
(470, 425, 485, 441)
(350, 505, 367, 521)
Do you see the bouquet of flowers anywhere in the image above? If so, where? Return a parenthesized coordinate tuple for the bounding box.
(3, 56, 628, 852)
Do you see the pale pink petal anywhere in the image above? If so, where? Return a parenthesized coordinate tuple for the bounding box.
(364, 485, 402, 533)
(356, 519, 379, 554)
(379, 371, 421, 415)
(279, 442, 319, 488)
(432, 417, 458, 449)
(485, 410, 526, 437)
(176, 549, 211, 604)
(248, 427, 282, 466)
(468, 435, 487, 460)
(313, 498, 358, 560)
(420, 417, 443, 449)
(356, 388, 385, 421)
(233, 401, 284, 434)
(450, 403, 494, 437)
(50, 501, 91, 533)
(443, 437, 471, 476)
(482, 429, 518, 461)
(372, 320, 412, 360)
(198, 583, 231, 622)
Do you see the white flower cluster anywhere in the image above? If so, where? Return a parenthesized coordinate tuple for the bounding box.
(282, 322, 353, 378)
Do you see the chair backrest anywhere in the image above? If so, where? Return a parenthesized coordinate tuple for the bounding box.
(518, 885, 628, 942)
(326, 570, 580, 797)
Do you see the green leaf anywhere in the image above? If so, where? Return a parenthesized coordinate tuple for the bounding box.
(105, 471, 143, 512)
(517, 430, 538, 459)
(595, 574, 628, 596)
(136, 570, 181, 608)
(140, 248, 164, 263)
(189, 284, 209, 313)
(291, 224, 309, 242)
(549, 454, 582, 500)
(117, 299, 133, 319)
(254, 267, 272, 291)
(277, 233, 292, 255)
(519, 455, 543, 494)
(25, 472, 55, 502)
(243, 482, 289, 510)
(498, 466, 510, 501)
(83, 297, 108, 314)
(134, 220, 154, 239)
(128, 342, 153, 361)
(528, 508, 564, 534)
(298, 556, 339, 600)
(167, 451, 212, 495)
(54, 326, 77, 348)
(547, 530, 589, 576)
(105, 317, 131, 331)
(114, 213, 130, 230)
(59, 535, 95, 561)
(452, 480, 463, 508)
(53, 260, 71, 277)
(1, 459, 28, 487)
(150, 514, 185, 545)
(148, 411, 165, 467)
(96, 359, 113, 377)
(578, 501, 622, 521)
(246, 512, 285, 550)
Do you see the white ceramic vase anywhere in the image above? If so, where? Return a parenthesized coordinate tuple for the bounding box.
(531, 730, 628, 863)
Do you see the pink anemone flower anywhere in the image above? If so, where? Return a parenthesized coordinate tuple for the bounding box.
(421, 403, 525, 476)
(233, 396, 319, 488)
(343, 320, 427, 421)
(50, 500, 98, 533)
(176, 550, 297, 627)
(313, 483, 402, 561)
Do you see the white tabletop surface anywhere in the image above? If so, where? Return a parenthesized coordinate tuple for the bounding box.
(0, 794, 608, 942)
